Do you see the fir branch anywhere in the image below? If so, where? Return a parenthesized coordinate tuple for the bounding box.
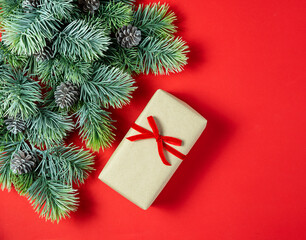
(0, 0, 22, 21)
(137, 36, 189, 75)
(36, 147, 66, 183)
(43, 88, 59, 111)
(24, 55, 39, 75)
(98, 1, 133, 31)
(0, 143, 14, 190)
(0, 41, 27, 69)
(103, 43, 140, 74)
(2, 9, 60, 55)
(132, 3, 177, 38)
(27, 108, 74, 147)
(37, 56, 93, 87)
(27, 177, 78, 223)
(0, 65, 42, 120)
(80, 64, 136, 108)
(40, 0, 75, 21)
(36, 57, 61, 86)
(75, 102, 115, 151)
(37, 145, 94, 186)
(12, 172, 36, 195)
(53, 19, 110, 62)
(60, 145, 94, 185)
(57, 57, 93, 85)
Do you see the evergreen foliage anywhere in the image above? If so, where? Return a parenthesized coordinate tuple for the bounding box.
(75, 102, 115, 151)
(0, 144, 14, 190)
(0, 65, 42, 120)
(0, 0, 22, 20)
(37, 145, 94, 186)
(104, 45, 140, 73)
(27, 108, 74, 147)
(27, 177, 78, 222)
(12, 172, 36, 195)
(0, 0, 189, 222)
(0, 42, 27, 68)
(80, 64, 136, 108)
(2, 10, 60, 55)
(53, 19, 110, 62)
(98, 1, 133, 31)
(137, 36, 189, 74)
(132, 3, 177, 38)
(0, 142, 94, 222)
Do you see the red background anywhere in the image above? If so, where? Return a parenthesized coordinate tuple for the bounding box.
(1, 0, 306, 239)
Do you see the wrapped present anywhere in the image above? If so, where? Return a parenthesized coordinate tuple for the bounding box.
(99, 89, 207, 209)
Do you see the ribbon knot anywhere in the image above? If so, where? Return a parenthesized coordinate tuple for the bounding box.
(156, 135, 162, 142)
(126, 116, 186, 166)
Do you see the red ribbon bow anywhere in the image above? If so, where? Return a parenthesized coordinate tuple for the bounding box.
(126, 116, 186, 166)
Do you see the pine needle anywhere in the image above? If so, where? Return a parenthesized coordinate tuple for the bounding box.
(80, 64, 137, 108)
(75, 103, 115, 151)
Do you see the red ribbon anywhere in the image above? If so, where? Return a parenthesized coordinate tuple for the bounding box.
(126, 116, 186, 166)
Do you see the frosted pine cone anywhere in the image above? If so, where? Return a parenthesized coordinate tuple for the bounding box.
(78, 0, 100, 14)
(22, 0, 39, 12)
(11, 150, 37, 175)
(116, 25, 142, 48)
(4, 117, 26, 135)
(55, 82, 80, 109)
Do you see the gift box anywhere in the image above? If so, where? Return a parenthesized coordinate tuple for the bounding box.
(99, 89, 207, 209)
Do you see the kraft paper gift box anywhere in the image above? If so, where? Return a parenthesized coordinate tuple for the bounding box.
(99, 89, 207, 210)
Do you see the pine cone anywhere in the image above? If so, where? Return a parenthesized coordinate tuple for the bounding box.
(116, 25, 142, 49)
(35, 46, 54, 62)
(4, 117, 26, 135)
(22, 0, 39, 12)
(55, 82, 80, 109)
(78, 0, 100, 14)
(11, 150, 37, 175)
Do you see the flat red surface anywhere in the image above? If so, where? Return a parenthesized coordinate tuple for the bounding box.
(1, 0, 306, 239)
